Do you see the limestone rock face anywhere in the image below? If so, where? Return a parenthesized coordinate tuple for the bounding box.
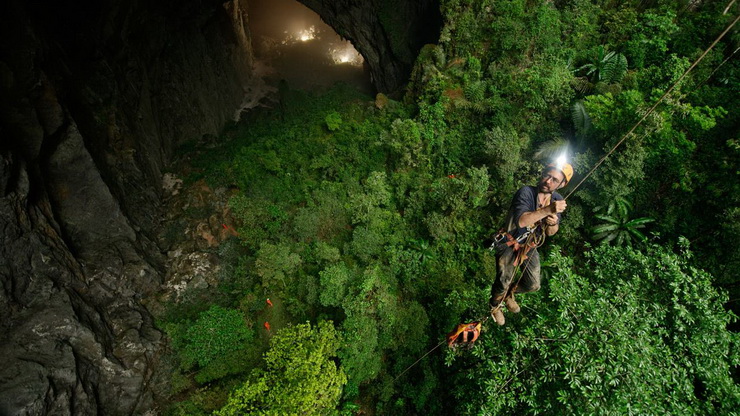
(0, 0, 253, 413)
(298, 0, 441, 93)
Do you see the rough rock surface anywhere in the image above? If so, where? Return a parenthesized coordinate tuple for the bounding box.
(299, 0, 441, 94)
(0, 0, 253, 414)
(155, 174, 240, 311)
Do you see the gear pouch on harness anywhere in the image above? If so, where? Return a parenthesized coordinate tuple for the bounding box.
(489, 229, 536, 266)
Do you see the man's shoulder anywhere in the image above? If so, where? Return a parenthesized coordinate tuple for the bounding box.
(552, 191, 564, 201)
(511, 186, 537, 204)
(515, 185, 537, 196)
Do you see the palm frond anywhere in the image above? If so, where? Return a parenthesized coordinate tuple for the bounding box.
(602, 53, 628, 84)
(594, 214, 619, 224)
(592, 195, 652, 247)
(575, 62, 596, 76)
(595, 45, 606, 62)
(593, 224, 620, 235)
(625, 217, 654, 228)
(615, 197, 632, 220)
(533, 138, 569, 161)
(600, 231, 619, 244)
(572, 100, 592, 136)
(627, 227, 649, 242)
(616, 230, 626, 247)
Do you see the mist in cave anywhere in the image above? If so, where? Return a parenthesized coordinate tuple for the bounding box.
(247, 0, 373, 94)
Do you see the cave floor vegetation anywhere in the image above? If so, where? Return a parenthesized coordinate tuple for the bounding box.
(157, 1, 740, 415)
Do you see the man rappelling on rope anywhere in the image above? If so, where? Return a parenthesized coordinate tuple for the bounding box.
(489, 160, 573, 325)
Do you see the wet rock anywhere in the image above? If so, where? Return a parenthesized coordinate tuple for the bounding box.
(0, 0, 254, 414)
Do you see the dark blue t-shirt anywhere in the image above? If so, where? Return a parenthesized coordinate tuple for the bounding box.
(504, 186, 563, 239)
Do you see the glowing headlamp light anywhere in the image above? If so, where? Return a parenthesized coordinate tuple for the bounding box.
(555, 153, 567, 170)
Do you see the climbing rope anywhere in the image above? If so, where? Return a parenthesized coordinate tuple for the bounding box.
(564, 12, 740, 201)
(394, 230, 545, 382)
(393, 339, 448, 382)
(394, 12, 740, 381)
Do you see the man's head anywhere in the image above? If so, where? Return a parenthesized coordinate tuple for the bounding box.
(538, 163, 573, 193)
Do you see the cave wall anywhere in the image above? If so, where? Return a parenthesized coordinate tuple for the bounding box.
(0, 0, 253, 414)
(298, 0, 441, 94)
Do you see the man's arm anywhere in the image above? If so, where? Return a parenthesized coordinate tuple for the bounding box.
(544, 214, 559, 236)
(518, 200, 567, 229)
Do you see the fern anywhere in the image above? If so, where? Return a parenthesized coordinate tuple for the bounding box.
(575, 45, 628, 85)
(571, 76, 593, 95)
(594, 196, 631, 218)
(470, 100, 492, 114)
(601, 52, 628, 83)
(458, 99, 492, 114)
(571, 100, 592, 136)
(432, 45, 447, 67)
(464, 80, 486, 102)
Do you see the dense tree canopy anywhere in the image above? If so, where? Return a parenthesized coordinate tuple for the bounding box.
(161, 1, 740, 414)
(217, 321, 346, 415)
(457, 242, 739, 414)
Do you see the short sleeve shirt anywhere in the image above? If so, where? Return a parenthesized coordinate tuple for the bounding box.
(505, 186, 563, 239)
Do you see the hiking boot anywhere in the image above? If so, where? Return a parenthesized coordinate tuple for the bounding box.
(490, 306, 505, 326)
(505, 295, 521, 314)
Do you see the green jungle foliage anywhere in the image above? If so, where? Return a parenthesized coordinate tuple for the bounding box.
(592, 196, 654, 246)
(460, 242, 739, 414)
(217, 321, 346, 415)
(162, 1, 740, 414)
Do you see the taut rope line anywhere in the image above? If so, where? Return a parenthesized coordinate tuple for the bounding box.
(564, 13, 740, 201)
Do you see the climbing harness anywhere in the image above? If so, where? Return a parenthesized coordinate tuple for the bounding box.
(488, 223, 548, 319)
(489, 224, 547, 264)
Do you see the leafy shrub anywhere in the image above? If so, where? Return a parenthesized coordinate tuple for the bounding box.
(216, 321, 347, 415)
(255, 243, 302, 290)
(379, 118, 424, 168)
(178, 305, 253, 370)
(165, 384, 236, 416)
(319, 263, 352, 307)
(325, 111, 343, 131)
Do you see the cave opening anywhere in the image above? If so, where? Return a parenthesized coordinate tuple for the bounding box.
(247, 0, 373, 95)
